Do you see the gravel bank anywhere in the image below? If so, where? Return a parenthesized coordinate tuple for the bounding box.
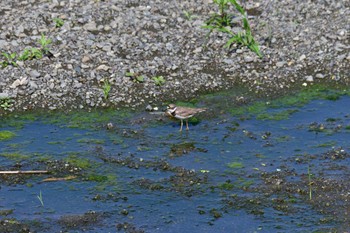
(0, 0, 349, 112)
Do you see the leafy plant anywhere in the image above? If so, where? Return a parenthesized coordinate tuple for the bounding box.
(204, 0, 233, 28)
(1, 52, 17, 67)
(126, 72, 144, 83)
(183, 10, 197, 21)
(38, 33, 52, 55)
(53, 18, 64, 28)
(102, 79, 111, 100)
(18, 47, 43, 61)
(203, 0, 262, 57)
(152, 76, 166, 86)
(0, 97, 13, 110)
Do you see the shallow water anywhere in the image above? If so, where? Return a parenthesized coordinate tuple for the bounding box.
(1, 93, 350, 232)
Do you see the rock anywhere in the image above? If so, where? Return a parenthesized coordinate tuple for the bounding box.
(20, 77, 28, 86)
(315, 73, 325, 79)
(193, 47, 202, 53)
(244, 56, 254, 63)
(10, 79, 21, 89)
(106, 122, 114, 130)
(29, 70, 41, 78)
(29, 81, 38, 89)
(96, 65, 110, 71)
(84, 21, 97, 32)
(0, 40, 8, 49)
(305, 75, 314, 82)
(276, 61, 285, 68)
(299, 54, 306, 61)
(145, 104, 153, 111)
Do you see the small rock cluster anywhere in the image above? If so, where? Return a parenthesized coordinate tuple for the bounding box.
(0, 0, 349, 112)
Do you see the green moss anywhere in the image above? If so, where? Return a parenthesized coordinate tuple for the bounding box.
(7, 143, 23, 148)
(47, 141, 63, 145)
(315, 141, 337, 148)
(44, 108, 131, 129)
(87, 174, 108, 182)
(227, 161, 244, 169)
(0, 130, 16, 140)
(256, 109, 298, 121)
(275, 135, 291, 142)
(230, 84, 348, 119)
(0, 152, 29, 161)
(66, 155, 91, 169)
(218, 181, 234, 190)
(77, 138, 105, 144)
(0, 114, 37, 129)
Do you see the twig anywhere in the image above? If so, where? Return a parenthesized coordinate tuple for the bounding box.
(0, 170, 48, 174)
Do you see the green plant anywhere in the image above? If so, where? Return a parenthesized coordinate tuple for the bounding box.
(0, 97, 13, 110)
(38, 33, 52, 55)
(203, 0, 262, 57)
(126, 72, 144, 83)
(152, 76, 166, 86)
(205, 0, 233, 28)
(18, 47, 43, 61)
(102, 79, 111, 100)
(183, 10, 197, 21)
(1, 52, 17, 67)
(37, 190, 44, 207)
(53, 18, 64, 28)
(0, 130, 16, 140)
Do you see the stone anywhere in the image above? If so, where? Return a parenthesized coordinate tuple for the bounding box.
(29, 70, 41, 78)
(10, 79, 21, 89)
(81, 56, 90, 63)
(84, 21, 97, 32)
(276, 61, 285, 68)
(299, 54, 306, 61)
(96, 65, 110, 71)
(305, 75, 313, 82)
(244, 56, 254, 63)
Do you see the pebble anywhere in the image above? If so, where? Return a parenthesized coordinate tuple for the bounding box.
(29, 70, 41, 78)
(315, 73, 325, 79)
(96, 65, 110, 71)
(84, 21, 98, 32)
(305, 76, 314, 82)
(276, 61, 285, 68)
(299, 54, 306, 61)
(244, 56, 254, 63)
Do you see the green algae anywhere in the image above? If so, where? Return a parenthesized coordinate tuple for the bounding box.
(66, 155, 92, 169)
(0, 152, 29, 161)
(256, 109, 299, 121)
(230, 85, 350, 120)
(0, 131, 16, 141)
(77, 138, 105, 144)
(227, 161, 244, 169)
(44, 108, 131, 129)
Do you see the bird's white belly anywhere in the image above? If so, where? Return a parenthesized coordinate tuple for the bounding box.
(174, 114, 193, 120)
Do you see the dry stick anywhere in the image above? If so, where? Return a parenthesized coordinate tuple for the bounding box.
(0, 170, 48, 174)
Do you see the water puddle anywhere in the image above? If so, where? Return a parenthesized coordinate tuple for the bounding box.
(1, 87, 350, 232)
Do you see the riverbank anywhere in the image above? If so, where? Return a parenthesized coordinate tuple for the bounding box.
(0, 0, 349, 113)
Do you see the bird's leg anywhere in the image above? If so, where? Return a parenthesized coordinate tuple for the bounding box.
(179, 119, 183, 131)
(186, 119, 189, 130)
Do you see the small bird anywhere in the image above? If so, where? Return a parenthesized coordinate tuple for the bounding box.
(165, 104, 206, 131)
